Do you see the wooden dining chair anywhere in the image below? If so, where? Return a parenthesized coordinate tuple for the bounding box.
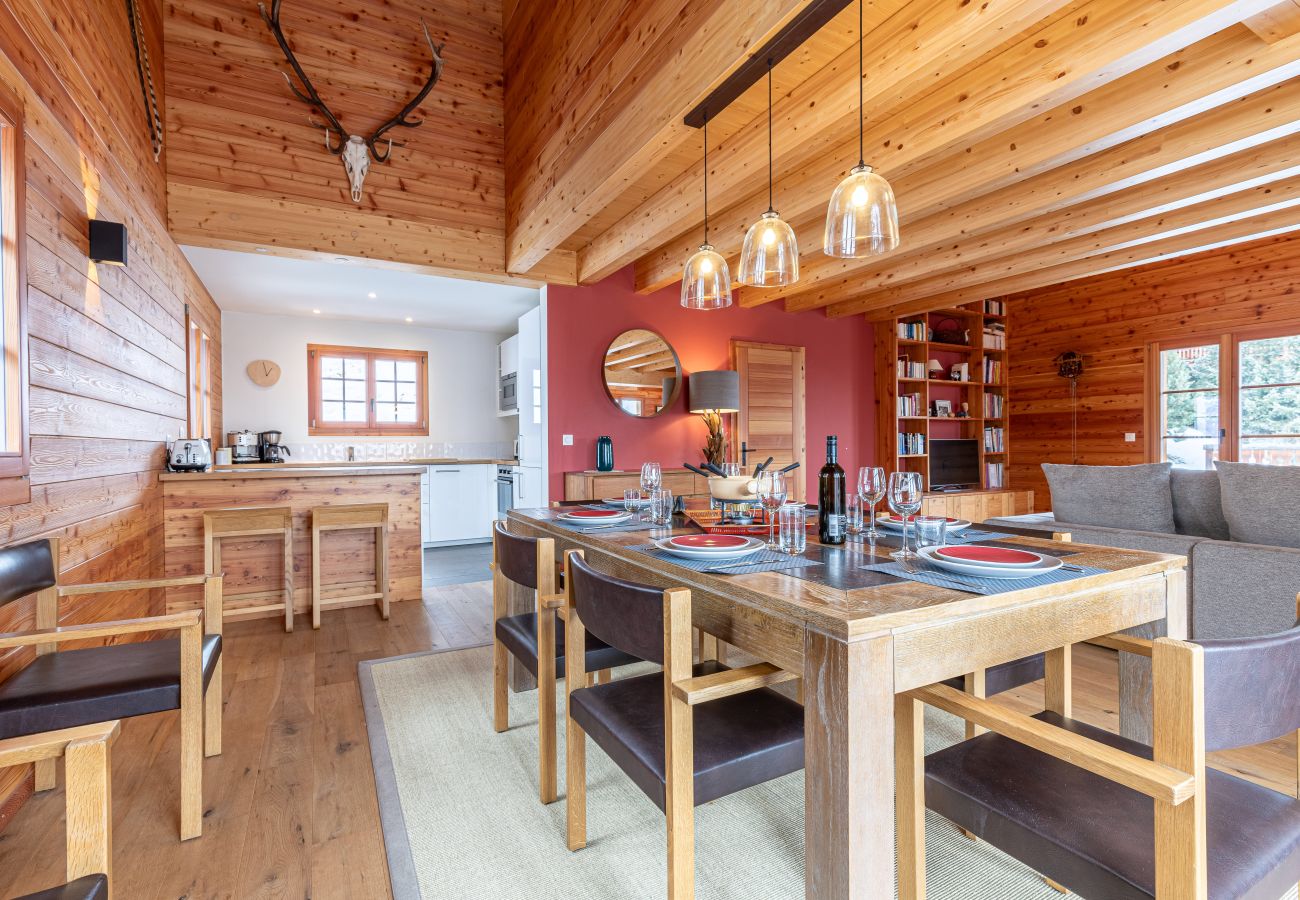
(0, 721, 118, 900)
(895, 613, 1300, 899)
(490, 521, 640, 804)
(562, 550, 805, 900)
(0, 538, 224, 841)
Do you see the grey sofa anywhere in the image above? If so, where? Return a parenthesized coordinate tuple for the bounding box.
(986, 465, 1300, 639)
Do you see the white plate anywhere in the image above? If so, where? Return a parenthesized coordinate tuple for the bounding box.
(603, 496, 649, 508)
(876, 515, 972, 533)
(931, 545, 1045, 569)
(917, 546, 1062, 580)
(664, 534, 763, 554)
(653, 537, 764, 561)
(558, 510, 633, 525)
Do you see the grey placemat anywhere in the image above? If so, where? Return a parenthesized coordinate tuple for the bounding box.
(550, 517, 662, 534)
(859, 559, 1107, 595)
(629, 544, 823, 575)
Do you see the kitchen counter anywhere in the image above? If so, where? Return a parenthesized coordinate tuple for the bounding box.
(203, 458, 517, 472)
(160, 464, 427, 481)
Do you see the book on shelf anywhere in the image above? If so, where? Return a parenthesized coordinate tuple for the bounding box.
(897, 432, 926, 456)
(897, 321, 929, 341)
(982, 322, 1006, 350)
(982, 357, 1003, 384)
(985, 461, 1004, 489)
(983, 393, 1005, 418)
(983, 426, 1005, 452)
(896, 357, 927, 379)
(983, 299, 1005, 316)
(897, 393, 923, 417)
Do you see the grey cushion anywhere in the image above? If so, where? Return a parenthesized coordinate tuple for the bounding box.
(1169, 468, 1231, 541)
(1215, 461, 1300, 549)
(1190, 540, 1300, 638)
(1042, 463, 1176, 534)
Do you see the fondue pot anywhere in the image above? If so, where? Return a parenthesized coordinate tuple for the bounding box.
(706, 474, 759, 502)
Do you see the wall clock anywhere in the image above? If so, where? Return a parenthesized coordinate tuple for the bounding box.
(247, 359, 281, 387)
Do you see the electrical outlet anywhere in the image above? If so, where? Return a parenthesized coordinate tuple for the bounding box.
(562, 434, 574, 446)
(1124, 432, 1136, 442)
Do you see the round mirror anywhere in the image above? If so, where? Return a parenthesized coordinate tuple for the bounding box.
(602, 329, 682, 418)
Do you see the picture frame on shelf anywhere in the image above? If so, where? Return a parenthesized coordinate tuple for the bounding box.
(933, 399, 954, 418)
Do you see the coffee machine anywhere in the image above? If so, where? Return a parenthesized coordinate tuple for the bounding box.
(227, 430, 259, 464)
(258, 430, 291, 464)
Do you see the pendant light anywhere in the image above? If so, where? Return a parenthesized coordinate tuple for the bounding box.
(823, 0, 899, 259)
(739, 60, 799, 287)
(681, 112, 733, 310)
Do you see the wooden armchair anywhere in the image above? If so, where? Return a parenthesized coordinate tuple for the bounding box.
(563, 549, 805, 900)
(0, 720, 118, 900)
(896, 617, 1300, 899)
(0, 538, 224, 841)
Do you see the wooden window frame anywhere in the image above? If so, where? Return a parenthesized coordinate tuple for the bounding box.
(1145, 322, 1300, 466)
(185, 306, 213, 441)
(307, 343, 429, 437)
(0, 81, 30, 504)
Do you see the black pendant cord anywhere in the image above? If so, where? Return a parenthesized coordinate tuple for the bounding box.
(857, 0, 865, 169)
(767, 60, 775, 214)
(125, 0, 163, 161)
(703, 113, 709, 245)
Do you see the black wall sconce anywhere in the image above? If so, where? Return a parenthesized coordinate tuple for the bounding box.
(88, 219, 128, 267)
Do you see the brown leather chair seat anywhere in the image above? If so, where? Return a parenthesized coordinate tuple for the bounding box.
(939, 653, 1044, 695)
(15, 874, 108, 900)
(495, 612, 639, 678)
(926, 710, 1300, 899)
(0, 635, 222, 741)
(569, 660, 805, 811)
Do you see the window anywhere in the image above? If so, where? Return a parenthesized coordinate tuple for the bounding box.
(307, 344, 428, 436)
(0, 83, 29, 504)
(1148, 326, 1300, 468)
(186, 308, 212, 440)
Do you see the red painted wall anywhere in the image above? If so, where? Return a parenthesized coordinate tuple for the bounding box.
(546, 266, 877, 500)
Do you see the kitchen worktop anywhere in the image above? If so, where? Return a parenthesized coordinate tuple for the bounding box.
(158, 465, 428, 481)
(213, 458, 517, 470)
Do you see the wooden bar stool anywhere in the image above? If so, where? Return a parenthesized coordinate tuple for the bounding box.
(203, 506, 295, 632)
(310, 503, 389, 629)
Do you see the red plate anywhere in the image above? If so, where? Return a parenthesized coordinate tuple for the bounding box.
(935, 545, 1042, 565)
(668, 534, 750, 550)
(564, 509, 627, 519)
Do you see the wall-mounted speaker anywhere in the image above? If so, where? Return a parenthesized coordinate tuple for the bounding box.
(88, 219, 128, 267)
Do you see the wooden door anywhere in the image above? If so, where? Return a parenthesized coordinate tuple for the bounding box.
(731, 341, 807, 500)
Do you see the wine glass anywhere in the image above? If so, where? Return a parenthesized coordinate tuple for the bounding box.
(756, 470, 787, 549)
(640, 463, 662, 521)
(859, 466, 886, 543)
(887, 471, 924, 562)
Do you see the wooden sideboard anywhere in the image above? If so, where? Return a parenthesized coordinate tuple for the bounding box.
(920, 487, 1033, 522)
(564, 469, 710, 502)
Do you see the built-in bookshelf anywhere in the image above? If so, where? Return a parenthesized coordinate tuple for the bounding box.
(875, 298, 1010, 491)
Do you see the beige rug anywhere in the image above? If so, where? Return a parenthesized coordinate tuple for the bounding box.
(358, 645, 1093, 899)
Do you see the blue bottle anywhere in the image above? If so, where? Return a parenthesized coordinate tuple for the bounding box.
(595, 436, 614, 472)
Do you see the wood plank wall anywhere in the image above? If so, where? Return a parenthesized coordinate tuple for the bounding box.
(1007, 232, 1300, 507)
(0, 0, 223, 827)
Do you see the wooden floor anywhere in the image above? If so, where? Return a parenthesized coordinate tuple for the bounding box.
(0, 580, 1294, 899)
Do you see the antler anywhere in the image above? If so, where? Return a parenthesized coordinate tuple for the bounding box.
(367, 21, 445, 163)
(259, 0, 349, 155)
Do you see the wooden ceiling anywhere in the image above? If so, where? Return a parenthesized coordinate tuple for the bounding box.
(504, 0, 1300, 317)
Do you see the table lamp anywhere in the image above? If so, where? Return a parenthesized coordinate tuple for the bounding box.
(689, 370, 740, 467)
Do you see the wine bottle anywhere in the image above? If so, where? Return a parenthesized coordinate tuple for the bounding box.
(818, 435, 846, 545)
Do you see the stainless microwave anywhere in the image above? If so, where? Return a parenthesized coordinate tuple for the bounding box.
(499, 372, 518, 411)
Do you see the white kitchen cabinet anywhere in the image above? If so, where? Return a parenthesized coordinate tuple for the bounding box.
(512, 465, 543, 510)
(422, 464, 495, 545)
(499, 334, 519, 377)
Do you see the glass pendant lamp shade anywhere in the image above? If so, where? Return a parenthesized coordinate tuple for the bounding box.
(681, 243, 733, 309)
(739, 210, 799, 286)
(823, 163, 900, 258)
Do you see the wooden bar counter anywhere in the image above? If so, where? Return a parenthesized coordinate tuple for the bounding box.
(161, 466, 423, 621)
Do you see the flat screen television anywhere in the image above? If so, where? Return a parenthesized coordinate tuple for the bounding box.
(929, 439, 981, 489)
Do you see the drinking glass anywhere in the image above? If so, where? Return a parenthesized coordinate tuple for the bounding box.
(887, 471, 924, 561)
(623, 488, 642, 514)
(640, 463, 661, 521)
(720, 462, 744, 477)
(859, 466, 886, 543)
(845, 494, 863, 541)
(649, 488, 673, 526)
(914, 515, 947, 552)
(756, 470, 788, 550)
(778, 503, 807, 555)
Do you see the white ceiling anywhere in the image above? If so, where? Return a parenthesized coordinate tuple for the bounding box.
(181, 246, 540, 332)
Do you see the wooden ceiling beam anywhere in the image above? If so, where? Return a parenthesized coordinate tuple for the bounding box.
(766, 80, 1300, 310)
(629, 1, 1290, 294)
(1244, 0, 1300, 40)
(830, 203, 1300, 319)
(503, 0, 812, 276)
(574, 0, 1069, 285)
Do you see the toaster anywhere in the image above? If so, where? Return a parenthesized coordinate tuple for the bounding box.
(167, 438, 213, 472)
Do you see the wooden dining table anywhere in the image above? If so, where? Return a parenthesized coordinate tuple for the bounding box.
(507, 506, 1188, 899)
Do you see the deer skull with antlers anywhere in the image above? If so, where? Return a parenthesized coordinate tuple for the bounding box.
(259, 0, 445, 203)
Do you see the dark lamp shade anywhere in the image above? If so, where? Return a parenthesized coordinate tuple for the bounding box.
(689, 370, 740, 414)
(89, 219, 128, 267)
